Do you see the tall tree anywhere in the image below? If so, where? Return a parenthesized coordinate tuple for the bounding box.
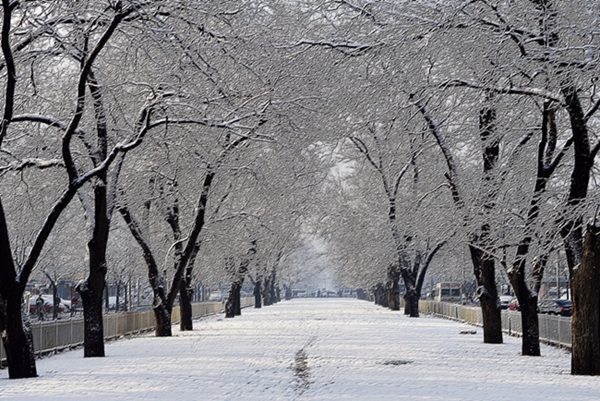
(0, 1, 154, 378)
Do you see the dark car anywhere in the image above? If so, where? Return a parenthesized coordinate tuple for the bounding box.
(538, 299, 572, 317)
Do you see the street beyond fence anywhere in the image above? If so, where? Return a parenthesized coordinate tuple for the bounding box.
(1, 298, 598, 400)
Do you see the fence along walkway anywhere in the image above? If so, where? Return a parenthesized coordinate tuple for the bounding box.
(419, 300, 572, 348)
(1, 298, 254, 366)
(4, 298, 569, 366)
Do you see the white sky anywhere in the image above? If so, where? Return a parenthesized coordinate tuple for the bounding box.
(1, 298, 597, 400)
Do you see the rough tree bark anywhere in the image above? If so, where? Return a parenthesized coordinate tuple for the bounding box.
(164, 182, 195, 332)
(533, 0, 600, 371)
(507, 103, 571, 356)
(226, 281, 243, 317)
(469, 241, 502, 344)
(350, 133, 420, 317)
(254, 279, 262, 308)
(471, 100, 503, 344)
(79, 171, 110, 357)
(262, 275, 272, 306)
(179, 244, 199, 331)
(404, 242, 446, 316)
(284, 285, 292, 301)
(225, 241, 256, 318)
(118, 204, 172, 336)
(571, 223, 600, 375)
(271, 270, 279, 304)
(386, 264, 400, 311)
(0, 199, 37, 378)
(414, 95, 502, 339)
(262, 268, 278, 306)
(373, 283, 388, 308)
(69, 5, 142, 358)
(1, 289, 36, 378)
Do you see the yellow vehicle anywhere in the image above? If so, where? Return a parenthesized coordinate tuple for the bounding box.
(434, 282, 462, 303)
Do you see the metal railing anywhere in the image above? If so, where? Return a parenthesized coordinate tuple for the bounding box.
(419, 300, 572, 348)
(1, 298, 255, 366)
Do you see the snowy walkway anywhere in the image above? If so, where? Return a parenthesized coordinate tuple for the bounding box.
(1, 298, 598, 400)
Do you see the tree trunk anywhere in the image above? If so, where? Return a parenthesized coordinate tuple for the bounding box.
(374, 283, 388, 307)
(262, 277, 272, 306)
(505, 101, 563, 357)
(509, 244, 541, 356)
(403, 293, 411, 315)
(225, 243, 255, 317)
(153, 301, 173, 337)
(0, 201, 36, 378)
(179, 279, 193, 331)
(235, 285, 242, 315)
(80, 266, 106, 356)
(402, 286, 419, 318)
(471, 101, 502, 344)
(470, 243, 503, 344)
(559, 86, 599, 375)
(387, 265, 400, 311)
(79, 181, 109, 357)
(479, 292, 503, 344)
(571, 224, 600, 375)
(79, 283, 105, 357)
(78, 227, 108, 358)
(269, 269, 278, 304)
(254, 280, 262, 308)
(2, 294, 37, 378)
(284, 285, 292, 300)
(225, 280, 242, 318)
(166, 182, 195, 332)
(518, 296, 540, 355)
(115, 282, 121, 313)
(0, 2, 37, 379)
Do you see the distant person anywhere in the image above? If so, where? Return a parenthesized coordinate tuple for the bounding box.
(36, 294, 45, 321)
(71, 294, 79, 316)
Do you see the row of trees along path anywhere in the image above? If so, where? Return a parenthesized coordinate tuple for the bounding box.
(1, 0, 600, 379)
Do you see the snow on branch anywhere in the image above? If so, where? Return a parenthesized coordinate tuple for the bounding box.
(584, 98, 600, 122)
(335, 0, 376, 20)
(440, 79, 561, 102)
(148, 96, 272, 141)
(349, 136, 381, 173)
(0, 158, 63, 174)
(295, 39, 383, 55)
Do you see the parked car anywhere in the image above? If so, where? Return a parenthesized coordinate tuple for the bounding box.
(499, 295, 513, 309)
(538, 299, 572, 317)
(29, 295, 69, 314)
(208, 291, 223, 301)
(508, 298, 520, 311)
(108, 296, 126, 311)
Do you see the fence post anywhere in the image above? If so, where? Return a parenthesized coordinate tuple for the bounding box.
(39, 320, 43, 354)
(9, 301, 234, 362)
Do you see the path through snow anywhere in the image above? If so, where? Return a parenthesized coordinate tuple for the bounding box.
(1, 298, 598, 400)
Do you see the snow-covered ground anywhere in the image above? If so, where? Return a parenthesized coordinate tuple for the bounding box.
(1, 298, 598, 400)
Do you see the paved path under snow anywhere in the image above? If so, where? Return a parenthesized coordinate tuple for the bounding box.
(1, 298, 598, 400)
